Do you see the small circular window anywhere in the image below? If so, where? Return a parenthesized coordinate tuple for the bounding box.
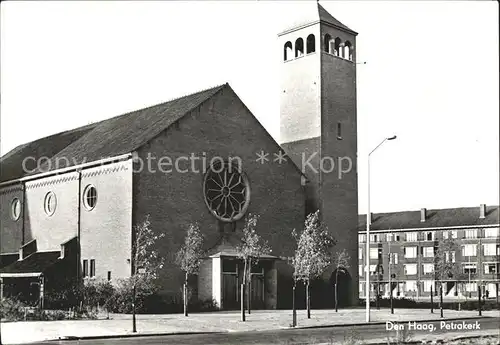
(83, 185, 97, 210)
(44, 191, 57, 216)
(11, 198, 21, 221)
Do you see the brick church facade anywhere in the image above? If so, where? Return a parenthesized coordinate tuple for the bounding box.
(0, 4, 361, 309)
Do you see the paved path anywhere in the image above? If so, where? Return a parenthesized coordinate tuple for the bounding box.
(1, 308, 499, 344)
(7, 318, 500, 345)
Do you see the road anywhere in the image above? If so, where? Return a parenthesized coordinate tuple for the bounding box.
(13, 317, 500, 345)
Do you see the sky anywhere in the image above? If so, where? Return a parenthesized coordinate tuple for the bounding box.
(1, 1, 499, 213)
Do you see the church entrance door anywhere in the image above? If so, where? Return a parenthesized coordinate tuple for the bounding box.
(250, 274, 265, 309)
(222, 274, 239, 310)
(222, 259, 239, 310)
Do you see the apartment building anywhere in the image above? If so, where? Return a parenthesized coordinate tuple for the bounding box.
(358, 204, 500, 299)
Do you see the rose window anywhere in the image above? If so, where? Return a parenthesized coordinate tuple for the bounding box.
(203, 160, 250, 222)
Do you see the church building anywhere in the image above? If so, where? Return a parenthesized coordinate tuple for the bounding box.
(0, 4, 359, 310)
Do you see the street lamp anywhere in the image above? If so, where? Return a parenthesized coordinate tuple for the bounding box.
(366, 135, 397, 323)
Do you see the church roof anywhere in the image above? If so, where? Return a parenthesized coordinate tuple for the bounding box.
(0, 251, 61, 276)
(0, 84, 226, 182)
(279, 3, 356, 36)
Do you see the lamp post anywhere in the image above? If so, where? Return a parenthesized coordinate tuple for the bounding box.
(366, 135, 397, 323)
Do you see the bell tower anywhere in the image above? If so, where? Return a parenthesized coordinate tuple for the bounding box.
(279, 3, 359, 305)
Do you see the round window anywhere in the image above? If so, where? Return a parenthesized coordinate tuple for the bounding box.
(11, 198, 21, 221)
(203, 160, 250, 222)
(83, 185, 98, 210)
(44, 191, 57, 216)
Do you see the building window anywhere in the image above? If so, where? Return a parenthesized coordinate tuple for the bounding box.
(462, 244, 477, 257)
(404, 246, 417, 258)
(389, 253, 398, 264)
(465, 229, 477, 239)
(406, 232, 418, 242)
(359, 265, 363, 277)
(90, 259, 96, 278)
(484, 228, 499, 238)
(83, 259, 89, 277)
(369, 265, 377, 275)
(404, 264, 417, 275)
(451, 230, 458, 239)
(443, 231, 449, 240)
(358, 248, 363, 259)
(83, 185, 98, 210)
(484, 263, 498, 275)
(11, 198, 21, 221)
(405, 280, 417, 291)
(424, 232, 434, 241)
(358, 234, 366, 243)
(423, 280, 434, 292)
(422, 263, 434, 274)
(445, 251, 456, 263)
(423, 247, 434, 258)
(483, 243, 496, 256)
(369, 234, 380, 242)
(44, 191, 57, 216)
(465, 282, 477, 292)
(463, 263, 477, 275)
(370, 248, 378, 259)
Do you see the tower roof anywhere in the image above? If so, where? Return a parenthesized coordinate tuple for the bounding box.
(278, 2, 357, 36)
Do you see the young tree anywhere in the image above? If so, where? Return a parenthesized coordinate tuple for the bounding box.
(333, 249, 351, 312)
(131, 215, 165, 331)
(292, 210, 335, 319)
(434, 236, 461, 316)
(175, 223, 205, 317)
(235, 213, 271, 321)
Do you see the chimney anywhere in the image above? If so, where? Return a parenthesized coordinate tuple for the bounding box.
(420, 208, 427, 222)
(479, 204, 486, 219)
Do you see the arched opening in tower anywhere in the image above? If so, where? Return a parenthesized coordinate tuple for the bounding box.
(306, 34, 315, 54)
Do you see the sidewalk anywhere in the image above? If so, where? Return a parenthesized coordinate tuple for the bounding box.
(1, 308, 499, 344)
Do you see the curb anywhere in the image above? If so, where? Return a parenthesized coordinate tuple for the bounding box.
(54, 331, 225, 341)
(287, 315, 494, 331)
(367, 333, 500, 345)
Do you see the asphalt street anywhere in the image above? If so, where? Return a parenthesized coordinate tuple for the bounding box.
(14, 317, 500, 345)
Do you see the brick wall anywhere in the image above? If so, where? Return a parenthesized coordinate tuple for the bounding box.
(320, 25, 359, 305)
(133, 86, 305, 301)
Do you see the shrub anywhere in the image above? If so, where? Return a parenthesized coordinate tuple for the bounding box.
(106, 277, 157, 313)
(0, 298, 27, 321)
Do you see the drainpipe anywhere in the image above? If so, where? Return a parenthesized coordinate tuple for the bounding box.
(76, 170, 82, 307)
(22, 182, 26, 246)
